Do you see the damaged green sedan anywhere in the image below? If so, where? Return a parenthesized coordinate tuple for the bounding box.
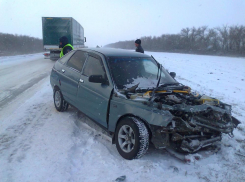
(50, 48, 240, 160)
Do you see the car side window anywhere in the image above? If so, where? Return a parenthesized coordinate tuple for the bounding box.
(59, 50, 75, 64)
(83, 56, 106, 78)
(66, 51, 87, 72)
(143, 60, 166, 78)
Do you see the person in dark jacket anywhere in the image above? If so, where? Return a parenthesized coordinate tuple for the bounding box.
(59, 36, 74, 57)
(135, 39, 144, 53)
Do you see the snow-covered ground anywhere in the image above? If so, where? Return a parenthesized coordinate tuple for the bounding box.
(0, 52, 245, 182)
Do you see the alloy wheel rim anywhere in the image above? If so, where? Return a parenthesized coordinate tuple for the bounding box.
(55, 91, 61, 108)
(118, 125, 135, 153)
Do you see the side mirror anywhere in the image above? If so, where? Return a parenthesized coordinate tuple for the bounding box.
(89, 75, 108, 85)
(170, 72, 176, 78)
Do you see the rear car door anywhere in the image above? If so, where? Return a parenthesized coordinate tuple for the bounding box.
(59, 50, 87, 105)
(77, 53, 113, 128)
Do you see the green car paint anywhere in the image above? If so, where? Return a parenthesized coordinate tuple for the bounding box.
(50, 48, 240, 154)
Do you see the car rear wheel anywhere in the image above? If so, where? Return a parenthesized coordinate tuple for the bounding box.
(115, 117, 149, 160)
(53, 88, 69, 112)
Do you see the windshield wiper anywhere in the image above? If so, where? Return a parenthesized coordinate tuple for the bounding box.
(127, 83, 139, 93)
(158, 82, 179, 87)
(156, 64, 162, 88)
(151, 55, 160, 80)
(149, 61, 162, 102)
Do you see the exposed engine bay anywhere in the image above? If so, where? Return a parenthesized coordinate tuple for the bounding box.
(118, 84, 240, 153)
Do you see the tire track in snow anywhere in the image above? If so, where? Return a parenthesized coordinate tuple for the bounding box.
(65, 108, 184, 182)
(0, 72, 49, 110)
(0, 81, 61, 181)
(0, 102, 51, 163)
(65, 109, 122, 181)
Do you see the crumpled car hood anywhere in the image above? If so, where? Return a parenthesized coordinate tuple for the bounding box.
(118, 87, 240, 153)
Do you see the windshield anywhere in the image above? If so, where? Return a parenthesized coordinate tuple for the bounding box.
(108, 57, 177, 89)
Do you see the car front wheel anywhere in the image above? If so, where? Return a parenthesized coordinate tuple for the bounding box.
(53, 88, 69, 112)
(115, 117, 149, 160)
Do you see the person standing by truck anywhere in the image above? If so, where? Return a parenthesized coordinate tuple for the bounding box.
(59, 36, 74, 58)
(135, 39, 144, 53)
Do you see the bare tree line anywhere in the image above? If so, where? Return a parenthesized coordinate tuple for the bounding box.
(105, 25, 245, 56)
(0, 33, 43, 56)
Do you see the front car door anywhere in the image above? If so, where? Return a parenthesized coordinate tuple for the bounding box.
(77, 53, 113, 128)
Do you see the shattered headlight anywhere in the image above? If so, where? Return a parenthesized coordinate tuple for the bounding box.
(224, 104, 232, 113)
(200, 95, 219, 105)
(202, 98, 219, 105)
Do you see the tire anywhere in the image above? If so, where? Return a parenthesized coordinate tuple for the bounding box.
(115, 117, 149, 160)
(53, 88, 69, 112)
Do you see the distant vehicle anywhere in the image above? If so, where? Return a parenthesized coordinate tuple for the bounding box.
(50, 48, 240, 160)
(43, 52, 50, 59)
(42, 17, 86, 61)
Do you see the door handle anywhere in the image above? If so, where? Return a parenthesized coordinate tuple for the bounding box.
(79, 79, 84, 83)
(62, 69, 65, 73)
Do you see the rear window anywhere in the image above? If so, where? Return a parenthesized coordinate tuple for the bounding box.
(58, 50, 75, 64)
(66, 51, 87, 72)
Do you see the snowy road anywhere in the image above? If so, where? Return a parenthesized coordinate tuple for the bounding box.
(0, 54, 54, 113)
(0, 52, 245, 182)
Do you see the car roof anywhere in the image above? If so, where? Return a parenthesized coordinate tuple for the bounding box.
(78, 48, 151, 58)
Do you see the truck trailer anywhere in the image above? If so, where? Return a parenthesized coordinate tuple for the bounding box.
(42, 17, 86, 61)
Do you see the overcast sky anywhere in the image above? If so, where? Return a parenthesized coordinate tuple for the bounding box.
(0, 0, 244, 47)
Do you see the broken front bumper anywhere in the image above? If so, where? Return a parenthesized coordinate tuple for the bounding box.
(149, 121, 222, 153)
(180, 136, 221, 153)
